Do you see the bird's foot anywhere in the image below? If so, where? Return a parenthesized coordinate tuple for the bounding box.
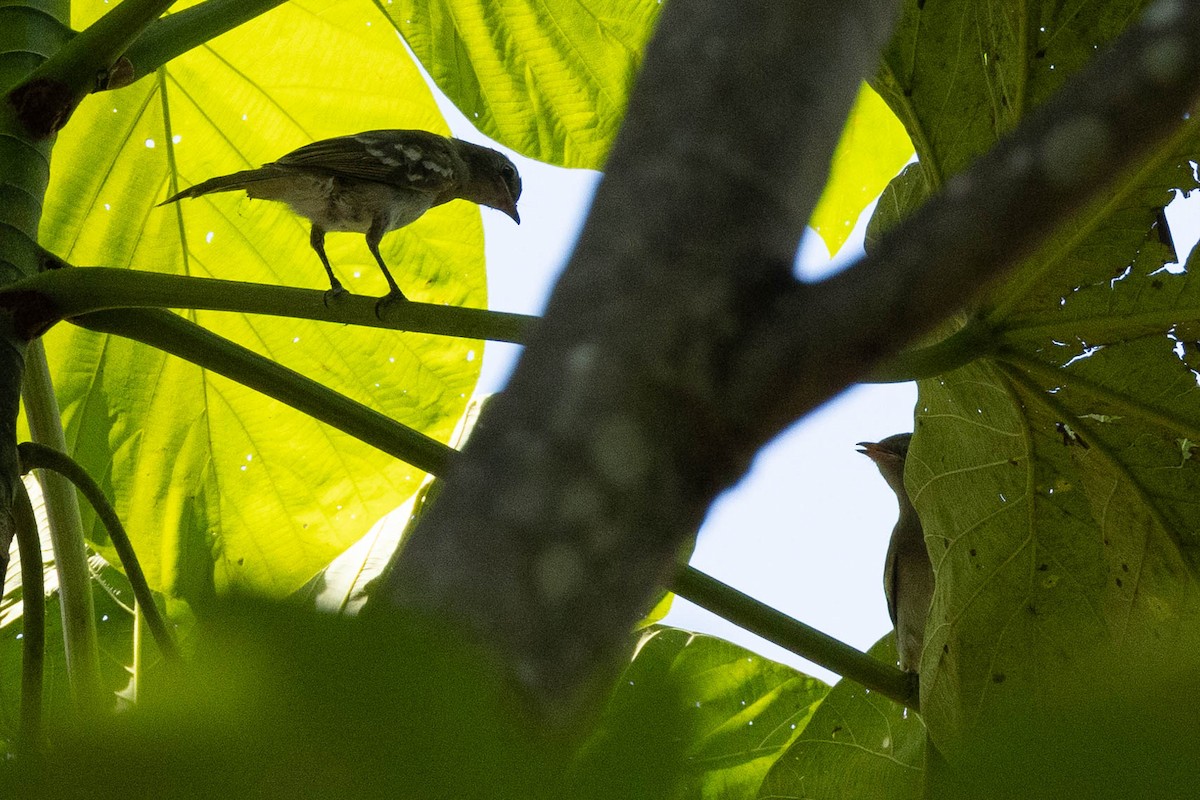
(323, 284, 349, 307)
(374, 289, 410, 320)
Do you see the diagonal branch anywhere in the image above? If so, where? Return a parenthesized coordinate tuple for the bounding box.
(74, 308, 453, 475)
(64, 285, 912, 699)
(377, 0, 1200, 722)
(671, 567, 918, 709)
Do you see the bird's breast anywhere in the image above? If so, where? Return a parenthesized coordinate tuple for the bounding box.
(266, 173, 434, 234)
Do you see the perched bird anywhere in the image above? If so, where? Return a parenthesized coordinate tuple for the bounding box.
(160, 129, 522, 304)
(858, 433, 933, 673)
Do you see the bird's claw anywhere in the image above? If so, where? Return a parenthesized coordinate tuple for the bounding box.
(374, 290, 410, 320)
(323, 285, 349, 307)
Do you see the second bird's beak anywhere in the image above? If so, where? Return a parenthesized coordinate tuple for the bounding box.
(857, 440, 901, 464)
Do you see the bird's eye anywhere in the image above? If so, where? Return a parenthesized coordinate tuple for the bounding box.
(501, 164, 516, 179)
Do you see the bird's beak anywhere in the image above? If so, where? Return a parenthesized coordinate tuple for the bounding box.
(497, 179, 520, 224)
(484, 180, 520, 224)
(857, 441, 900, 464)
(487, 197, 520, 224)
(501, 184, 521, 223)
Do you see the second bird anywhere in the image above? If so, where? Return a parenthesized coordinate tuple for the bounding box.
(160, 129, 522, 304)
(858, 433, 933, 674)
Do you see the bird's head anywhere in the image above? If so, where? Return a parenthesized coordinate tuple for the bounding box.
(857, 433, 912, 498)
(456, 140, 522, 224)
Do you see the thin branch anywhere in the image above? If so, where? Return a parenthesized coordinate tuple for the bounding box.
(2, 266, 536, 343)
(13, 479, 44, 753)
(18, 442, 180, 662)
(74, 308, 453, 475)
(123, 0, 288, 79)
(672, 567, 917, 709)
(7, 0, 178, 137)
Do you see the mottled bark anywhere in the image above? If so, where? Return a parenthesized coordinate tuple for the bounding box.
(380, 0, 904, 714)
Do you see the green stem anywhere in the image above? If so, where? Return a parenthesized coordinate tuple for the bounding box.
(20, 340, 104, 714)
(76, 308, 453, 475)
(123, 0, 287, 79)
(13, 479, 44, 753)
(18, 442, 179, 662)
(2, 267, 535, 344)
(671, 566, 919, 709)
(864, 320, 994, 383)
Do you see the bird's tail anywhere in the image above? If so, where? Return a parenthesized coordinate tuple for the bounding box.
(158, 166, 285, 206)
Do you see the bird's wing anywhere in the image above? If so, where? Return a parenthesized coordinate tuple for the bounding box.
(274, 130, 460, 193)
(883, 524, 901, 627)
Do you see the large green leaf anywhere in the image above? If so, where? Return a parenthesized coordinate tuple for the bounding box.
(869, 0, 1200, 762)
(34, 0, 484, 603)
(874, 0, 1156, 188)
(579, 627, 827, 799)
(385, 0, 665, 168)
(757, 637, 925, 800)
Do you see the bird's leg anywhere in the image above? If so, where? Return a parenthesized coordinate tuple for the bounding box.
(309, 225, 347, 304)
(366, 220, 408, 318)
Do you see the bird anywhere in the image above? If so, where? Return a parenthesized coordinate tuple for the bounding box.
(160, 129, 522, 305)
(858, 433, 933, 674)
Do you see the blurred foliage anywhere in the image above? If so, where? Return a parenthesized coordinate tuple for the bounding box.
(6, 601, 562, 798)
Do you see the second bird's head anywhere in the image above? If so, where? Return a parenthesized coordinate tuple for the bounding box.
(857, 433, 912, 499)
(456, 139, 523, 224)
